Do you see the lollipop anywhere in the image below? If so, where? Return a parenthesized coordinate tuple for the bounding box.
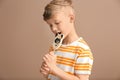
(47, 32, 64, 79)
(52, 32, 64, 51)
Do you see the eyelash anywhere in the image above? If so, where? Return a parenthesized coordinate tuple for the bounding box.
(49, 22, 60, 28)
(55, 22, 60, 25)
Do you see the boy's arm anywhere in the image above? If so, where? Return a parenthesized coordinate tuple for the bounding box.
(43, 52, 89, 80)
(52, 66, 89, 80)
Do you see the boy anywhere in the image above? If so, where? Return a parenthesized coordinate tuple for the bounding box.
(40, 0, 93, 80)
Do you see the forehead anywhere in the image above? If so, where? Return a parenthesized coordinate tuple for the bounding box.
(46, 12, 66, 22)
(53, 11, 66, 18)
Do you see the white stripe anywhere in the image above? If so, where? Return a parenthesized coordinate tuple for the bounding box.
(77, 42, 90, 50)
(76, 57, 93, 65)
(55, 51, 77, 59)
(75, 70, 91, 75)
(48, 74, 60, 80)
(57, 64, 74, 73)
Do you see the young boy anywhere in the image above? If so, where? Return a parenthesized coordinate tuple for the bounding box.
(40, 0, 93, 80)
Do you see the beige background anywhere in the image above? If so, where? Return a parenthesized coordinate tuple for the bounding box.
(0, 0, 120, 80)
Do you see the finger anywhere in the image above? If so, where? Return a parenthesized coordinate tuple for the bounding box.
(43, 56, 50, 66)
(41, 66, 50, 72)
(43, 63, 48, 67)
(40, 67, 44, 73)
(44, 67, 50, 71)
(41, 70, 48, 75)
(44, 54, 51, 61)
(43, 57, 47, 62)
(40, 66, 49, 72)
(41, 62, 45, 67)
(41, 64, 49, 69)
(42, 53, 49, 60)
(40, 68, 50, 75)
(49, 51, 54, 55)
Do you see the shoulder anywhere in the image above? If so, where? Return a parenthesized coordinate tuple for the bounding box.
(74, 37, 91, 51)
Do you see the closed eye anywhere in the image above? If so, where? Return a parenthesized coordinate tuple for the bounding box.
(55, 22, 60, 25)
(55, 21, 61, 25)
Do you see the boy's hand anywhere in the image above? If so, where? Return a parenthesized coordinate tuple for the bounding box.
(40, 61, 50, 77)
(43, 51, 57, 73)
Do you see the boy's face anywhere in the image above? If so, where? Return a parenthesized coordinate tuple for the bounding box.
(45, 12, 73, 38)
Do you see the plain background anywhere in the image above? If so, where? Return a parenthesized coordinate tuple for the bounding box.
(0, 0, 120, 80)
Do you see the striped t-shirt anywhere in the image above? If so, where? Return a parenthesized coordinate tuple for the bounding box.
(48, 37, 93, 80)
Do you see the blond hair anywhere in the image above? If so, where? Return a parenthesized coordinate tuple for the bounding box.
(43, 0, 74, 21)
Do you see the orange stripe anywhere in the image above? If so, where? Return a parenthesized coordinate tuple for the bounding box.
(57, 58, 74, 62)
(57, 60, 75, 65)
(75, 68, 91, 71)
(57, 56, 75, 65)
(57, 60, 74, 66)
(78, 55, 93, 58)
(76, 49, 91, 54)
(75, 63, 92, 65)
(57, 46, 91, 55)
(75, 65, 92, 70)
(58, 47, 76, 52)
(75, 64, 92, 67)
(82, 51, 92, 54)
(57, 61, 75, 67)
(57, 56, 75, 62)
(59, 46, 89, 51)
(60, 46, 79, 49)
(77, 54, 93, 59)
(75, 63, 92, 70)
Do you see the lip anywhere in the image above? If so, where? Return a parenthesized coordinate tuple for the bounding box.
(55, 32, 61, 36)
(57, 32, 61, 34)
(54, 31, 61, 34)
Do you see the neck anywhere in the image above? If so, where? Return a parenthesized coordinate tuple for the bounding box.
(62, 28, 79, 45)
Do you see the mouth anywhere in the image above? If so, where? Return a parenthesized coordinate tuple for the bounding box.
(53, 32, 65, 50)
(55, 32, 61, 37)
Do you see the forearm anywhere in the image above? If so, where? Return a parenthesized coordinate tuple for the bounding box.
(43, 52, 89, 80)
(52, 66, 80, 80)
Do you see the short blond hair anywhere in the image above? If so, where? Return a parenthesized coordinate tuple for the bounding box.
(43, 0, 75, 21)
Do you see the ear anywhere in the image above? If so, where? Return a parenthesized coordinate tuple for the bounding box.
(69, 14, 75, 23)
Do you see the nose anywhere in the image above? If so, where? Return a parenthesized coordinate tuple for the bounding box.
(51, 26, 58, 34)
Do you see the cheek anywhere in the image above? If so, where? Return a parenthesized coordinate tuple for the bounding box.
(59, 23, 67, 31)
(58, 21, 71, 34)
(61, 26, 71, 35)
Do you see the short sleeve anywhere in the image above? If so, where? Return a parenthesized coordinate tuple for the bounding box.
(74, 48, 93, 75)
